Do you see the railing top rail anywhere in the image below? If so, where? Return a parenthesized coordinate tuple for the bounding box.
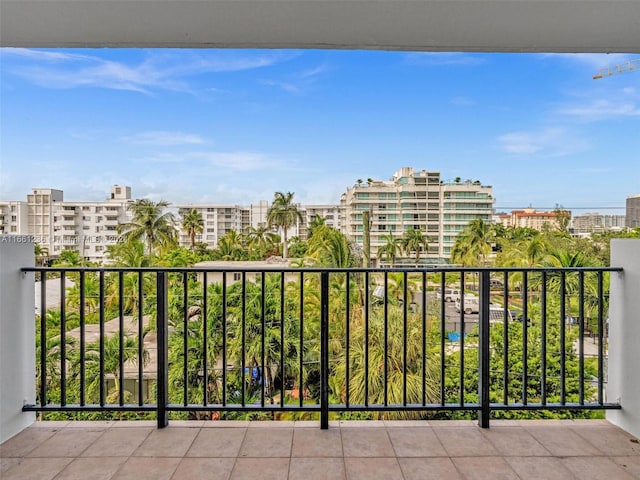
(22, 266, 624, 273)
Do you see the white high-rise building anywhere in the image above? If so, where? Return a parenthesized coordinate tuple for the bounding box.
(175, 204, 248, 248)
(340, 167, 494, 265)
(0, 201, 28, 235)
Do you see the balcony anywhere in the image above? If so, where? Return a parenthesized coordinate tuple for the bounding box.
(1, 239, 640, 479)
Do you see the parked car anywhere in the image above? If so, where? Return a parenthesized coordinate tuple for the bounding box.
(455, 295, 479, 314)
(436, 288, 462, 303)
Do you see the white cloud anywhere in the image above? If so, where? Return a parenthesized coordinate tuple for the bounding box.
(558, 99, 640, 121)
(404, 52, 485, 67)
(121, 131, 206, 146)
(497, 127, 589, 156)
(2, 49, 297, 93)
(261, 79, 300, 94)
(451, 96, 475, 107)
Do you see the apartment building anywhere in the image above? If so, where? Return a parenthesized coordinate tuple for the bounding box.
(2, 186, 134, 263)
(571, 212, 626, 234)
(627, 194, 640, 229)
(340, 167, 494, 265)
(175, 204, 249, 248)
(0, 201, 28, 235)
(498, 208, 566, 231)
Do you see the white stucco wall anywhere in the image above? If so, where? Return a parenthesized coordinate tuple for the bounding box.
(0, 237, 36, 443)
(607, 239, 640, 438)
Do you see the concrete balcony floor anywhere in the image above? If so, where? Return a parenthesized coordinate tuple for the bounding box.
(2, 419, 640, 479)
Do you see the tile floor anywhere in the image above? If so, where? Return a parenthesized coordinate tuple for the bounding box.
(2, 419, 640, 479)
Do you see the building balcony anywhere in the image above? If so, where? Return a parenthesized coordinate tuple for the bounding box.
(1, 239, 640, 478)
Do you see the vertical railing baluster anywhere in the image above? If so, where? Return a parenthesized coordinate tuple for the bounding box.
(39, 271, 47, 407)
(203, 272, 208, 406)
(320, 271, 329, 429)
(156, 271, 168, 428)
(541, 271, 547, 406)
(280, 272, 285, 408)
(578, 271, 585, 405)
(522, 272, 528, 406)
(598, 272, 605, 405)
(183, 271, 188, 407)
(80, 270, 86, 406)
(459, 273, 465, 407)
(241, 273, 246, 407)
(99, 271, 105, 407)
(138, 271, 144, 406)
(364, 271, 370, 408)
(345, 271, 350, 408)
(403, 271, 408, 407)
(60, 271, 66, 407)
(478, 270, 490, 428)
(118, 271, 124, 406)
(503, 271, 509, 406)
(299, 272, 304, 408)
(222, 272, 227, 407)
(260, 273, 266, 408)
(383, 271, 389, 406)
(440, 271, 445, 406)
(560, 271, 566, 404)
(421, 271, 427, 406)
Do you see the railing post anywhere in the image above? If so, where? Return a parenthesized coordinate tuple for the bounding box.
(320, 271, 329, 429)
(156, 271, 169, 428)
(478, 270, 491, 428)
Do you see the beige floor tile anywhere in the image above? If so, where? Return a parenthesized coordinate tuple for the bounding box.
(339, 421, 386, 428)
(239, 428, 293, 457)
(81, 427, 152, 457)
(480, 426, 550, 456)
(1, 457, 23, 475)
(1, 457, 72, 480)
(398, 457, 463, 480)
(571, 425, 640, 455)
(133, 427, 198, 457)
(292, 428, 343, 457)
(341, 428, 395, 457)
(387, 427, 447, 457)
(171, 457, 235, 480)
(249, 421, 295, 428)
(202, 421, 250, 428)
(432, 427, 499, 457)
(111, 421, 156, 428)
(26, 428, 104, 457)
(288, 457, 346, 480)
(344, 457, 403, 480)
(230, 457, 289, 480)
(0, 428, 58, 457)
(505, 456, 577, 480)
(452, 456, 519, 480)
(610, 456, 640, 477)
(112, 457, 181, 480)
(524, 425, 602, 456)
(55, 456, 128, 480)
(187, 428, 246, 457)
(561, 456, 636, 480)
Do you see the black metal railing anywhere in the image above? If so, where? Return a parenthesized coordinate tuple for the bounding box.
(22, 265, 622, 428)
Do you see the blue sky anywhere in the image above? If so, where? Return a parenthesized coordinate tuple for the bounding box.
(1, 49, 638, 214)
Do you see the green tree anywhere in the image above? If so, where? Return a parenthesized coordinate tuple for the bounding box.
(267, 192, 302, 259)
(118, 199, 177, 255)
(450, 218, 494, 266)
(245, 224, 279, 259)
(377, 232, 401, 266)
(401, 228, 429, 265)
(181, 209, 204, 251)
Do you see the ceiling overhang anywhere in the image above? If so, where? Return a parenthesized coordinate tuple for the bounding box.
(1, 0, 639, 52)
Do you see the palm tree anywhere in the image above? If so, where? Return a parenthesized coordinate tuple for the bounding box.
(215, 230, 246, 260)
(34, 243, 49, 266)
(181, 209, 204, 251)
(451, 218, 494, 266)
(118, 199, 177, 255)
(245, 224, 279, 259)
(377, 232, 401, 266)
(267, 192, 302, 259)
(401, 228, 429, 265)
